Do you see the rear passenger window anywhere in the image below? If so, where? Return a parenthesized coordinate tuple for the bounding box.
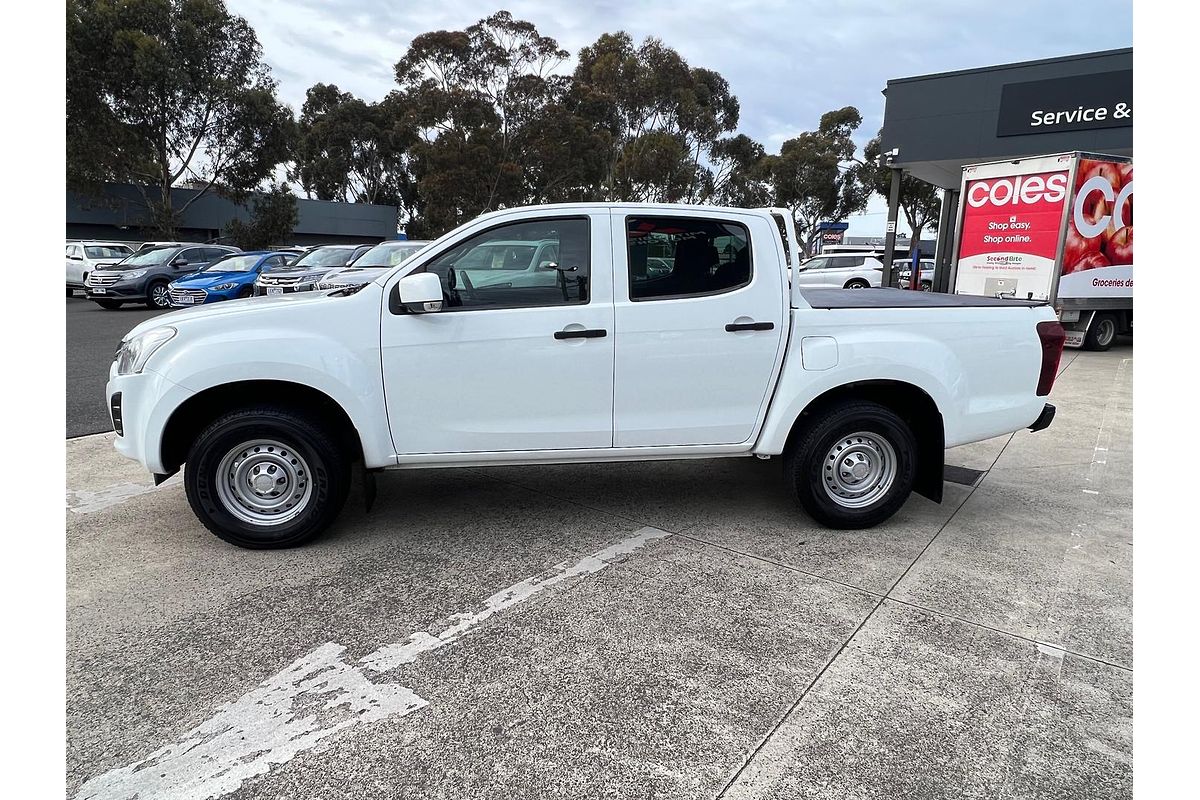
(627, 217, 751, 301)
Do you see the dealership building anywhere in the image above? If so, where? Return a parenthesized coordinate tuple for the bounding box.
(878, 47, 1132, 290)
(66, 183, 401, 246)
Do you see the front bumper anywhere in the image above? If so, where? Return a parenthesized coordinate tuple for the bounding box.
(86, 280, 148, 300)
(254, 283, 318, 297)
(106, 364, 195, 474)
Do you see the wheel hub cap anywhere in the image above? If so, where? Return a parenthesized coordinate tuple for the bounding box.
(215, 439, 312, 526)
(822, 432, 898, 509)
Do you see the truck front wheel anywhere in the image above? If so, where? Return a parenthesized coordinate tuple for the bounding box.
(786, 401, 917, 529)
(184, 406, 351, 548)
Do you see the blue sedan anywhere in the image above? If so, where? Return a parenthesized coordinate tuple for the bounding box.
(167, 251, 291, 307)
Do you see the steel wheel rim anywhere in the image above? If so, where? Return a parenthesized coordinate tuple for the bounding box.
(821, 431, 897, 509)
(1096, 318, 1116, 346)
(151, 285, 170, 307)
(215, 439, 313, 526)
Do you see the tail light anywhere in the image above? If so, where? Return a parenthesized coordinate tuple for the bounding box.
(1035, 320, 1067, 396)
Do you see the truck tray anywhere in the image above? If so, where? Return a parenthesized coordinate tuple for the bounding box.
(798, 287, 1046, 309)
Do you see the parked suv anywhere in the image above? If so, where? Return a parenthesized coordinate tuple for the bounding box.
(254, 244, 372, 296)
(66, 241, 134, 296)
(85, 244, 240, 309)
(792, 254, 884, 289)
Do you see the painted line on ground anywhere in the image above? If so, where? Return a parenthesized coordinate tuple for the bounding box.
(73, 526, 673, 800)
(66, 477, 180, 514)
(1084, 357, 1130, 495)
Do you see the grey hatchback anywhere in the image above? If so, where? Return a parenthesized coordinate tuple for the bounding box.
(85, 244, 241, 309)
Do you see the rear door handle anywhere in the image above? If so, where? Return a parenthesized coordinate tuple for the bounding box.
(725, 321, 775, 332)
(554, 328, 607, 340)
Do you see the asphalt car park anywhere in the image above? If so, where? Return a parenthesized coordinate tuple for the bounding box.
(66, 342, 1132, 799)
(66, 297, 170, 437)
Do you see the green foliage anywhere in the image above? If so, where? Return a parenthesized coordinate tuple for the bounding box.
(572, 33, 739, 203)
(767, 107, 871, 253)
(68, 4, 893, 246)
(66, 0, 295, 236)
(223, 184, 299, 250)
(858, 131, 942, 244)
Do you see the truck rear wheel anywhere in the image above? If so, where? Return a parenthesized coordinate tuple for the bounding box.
(786, 401, 917, 529)
(184, 406, 351, 549)
(1082, 312, 1117, 351)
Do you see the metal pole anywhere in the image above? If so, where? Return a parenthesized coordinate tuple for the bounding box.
(934, 190, 959, 293)
(881, 167, 902, 288)
(930, 189, 953, 293)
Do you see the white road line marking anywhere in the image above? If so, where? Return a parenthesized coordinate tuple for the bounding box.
(66, 477, 180, 514)
(1083, 357, 1130, 495)
(74, 644, 426, 800)
(73, 526, 672, 800)
(361, 525, 674, 672)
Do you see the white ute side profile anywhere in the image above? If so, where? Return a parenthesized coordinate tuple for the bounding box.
(107, 203, 1065, 549)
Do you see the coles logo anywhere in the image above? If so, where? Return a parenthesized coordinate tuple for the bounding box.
(966, 173, 1069, 209)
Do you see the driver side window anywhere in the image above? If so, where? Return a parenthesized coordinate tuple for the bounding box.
(419, 217, 590, 311)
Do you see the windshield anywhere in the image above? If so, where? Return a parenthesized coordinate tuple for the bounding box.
(203, 254, 261, 273)
(291, 247, 356, 268)
(114, 247, 178, 269)
(352, 242, 426, 268)
(85, 245, 131, 259)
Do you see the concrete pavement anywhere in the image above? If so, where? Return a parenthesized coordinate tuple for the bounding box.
(66, 344, 1132, 799)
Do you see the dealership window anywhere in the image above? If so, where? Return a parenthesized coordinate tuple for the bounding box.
(417, 217, 590, 311)
(626, 217, 752, 301)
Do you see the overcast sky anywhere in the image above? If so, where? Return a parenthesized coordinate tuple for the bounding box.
(230, 0, 1131, 236)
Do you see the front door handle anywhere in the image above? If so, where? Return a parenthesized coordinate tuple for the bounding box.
(725, 321, 775, 332)
(554, 328, 607, 340)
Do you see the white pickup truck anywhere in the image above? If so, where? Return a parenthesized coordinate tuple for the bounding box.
(107, 203, 1065, 549)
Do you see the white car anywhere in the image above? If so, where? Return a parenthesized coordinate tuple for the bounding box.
(896, 259, 936, 290)
(66, 241, 134, 295)
(107, 202, 1063, 549)
(316, 240, 431, 290)
(792, 253, 884, 288)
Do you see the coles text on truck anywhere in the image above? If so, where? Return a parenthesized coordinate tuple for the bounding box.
(950, 151, 1132, 351)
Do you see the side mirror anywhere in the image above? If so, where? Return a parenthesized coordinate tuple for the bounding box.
(172, 257, 188, 268)
(68, 254, 83, 261)
(398, 273, 443, 313)
(538, 260, 557, 270)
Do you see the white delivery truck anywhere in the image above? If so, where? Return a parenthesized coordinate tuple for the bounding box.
(949, 151, 1132, 350)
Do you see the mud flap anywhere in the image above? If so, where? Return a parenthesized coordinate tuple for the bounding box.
(362, 465, 378, 513)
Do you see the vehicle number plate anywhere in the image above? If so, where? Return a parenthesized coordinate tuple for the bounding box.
(92, 288, 107, 294)
(177, 295, 194, 304)
(267, 287, 284, 297)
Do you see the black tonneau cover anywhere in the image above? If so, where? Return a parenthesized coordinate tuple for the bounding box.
(798, 287, 1046, 309)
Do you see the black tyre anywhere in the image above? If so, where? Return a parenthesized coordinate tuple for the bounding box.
(920, 281, 933, 292)
(67, 287, 73, 297)
(146, 280, 171, 309)
(184, 406, 351, 549)
(1082, 312, 1117, 352)
(844, 279, 870, 289)
(786, 401, 917, 529)
(237, 285, 254, 299)
(95, 299, 123, 310)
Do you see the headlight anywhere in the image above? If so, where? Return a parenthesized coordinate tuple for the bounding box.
(211, 282, 237, 291)
(115, 326, 176, 375)
(119, 269, 147, 280)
